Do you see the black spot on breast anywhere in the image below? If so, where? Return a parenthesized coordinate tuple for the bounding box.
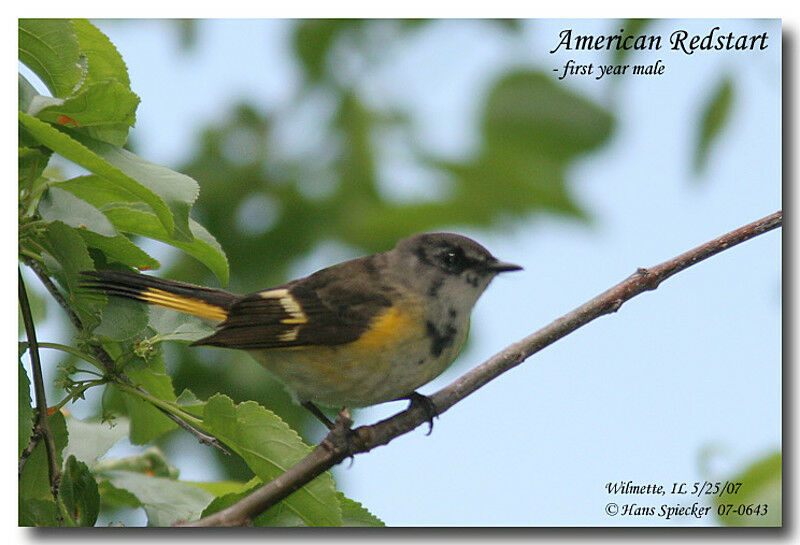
(417, 358, 425, 366)
(448, 308, 457, 319)
(426, 320, 457, 358)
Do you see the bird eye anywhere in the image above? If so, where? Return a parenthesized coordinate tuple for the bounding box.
(439, 248, 465, 272)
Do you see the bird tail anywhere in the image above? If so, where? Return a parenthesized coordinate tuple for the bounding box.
(80, 270, 235, 322)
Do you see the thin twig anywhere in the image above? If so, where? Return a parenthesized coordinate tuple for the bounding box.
(180, 210, 782, 527)
(19, 269, 63, 525)
(118, 383, 231, 455)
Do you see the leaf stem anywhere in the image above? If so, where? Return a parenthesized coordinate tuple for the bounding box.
(18, 247, 44, 263)
(35, 341, 107, 372)
(113, 382, 204, 429)
(112, 381, 230, 454)
(51, 379, 106, 413)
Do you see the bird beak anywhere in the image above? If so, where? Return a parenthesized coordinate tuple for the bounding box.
(487, 260, 523, 273)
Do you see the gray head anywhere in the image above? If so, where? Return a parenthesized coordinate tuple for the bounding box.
(389, 232, 522, 311)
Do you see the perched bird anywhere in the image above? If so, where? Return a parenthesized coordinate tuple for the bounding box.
(81, 233, 521, 429)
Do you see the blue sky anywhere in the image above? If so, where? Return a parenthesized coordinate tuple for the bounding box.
(20, 19, 781, 526)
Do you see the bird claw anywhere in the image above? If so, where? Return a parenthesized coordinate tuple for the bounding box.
(405, 392, 439, 435)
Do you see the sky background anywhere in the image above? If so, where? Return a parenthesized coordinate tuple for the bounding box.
(18, 18, 781, 526)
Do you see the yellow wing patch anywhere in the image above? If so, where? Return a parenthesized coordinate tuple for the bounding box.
(141, 288, 228, 321)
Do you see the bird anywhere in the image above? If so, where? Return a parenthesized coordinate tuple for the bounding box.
(81, 232, 521, 430)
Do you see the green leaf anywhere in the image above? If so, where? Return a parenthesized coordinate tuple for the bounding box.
(94, 446, 179, 479)
(18, 112, 176, 237)
(172, 388, 207, 419)
(34, 80, 140, 146)
(103, 206, 228, 285)
(338, 492, 385, 527)
(72, 134, 198, 241)
(19, 146, 52, 187)
(19, 410, 68, 502)
(18, 19, 83, 98)
(483, 70, 613, 159)
(20, 19, 138, 146)
(189, 477, 259, 497)
(694, 75, 734, 175)
(39, 186, 117, 237)
(97, 479, 141, 510)
(19, 362, 34, 458)
(148, 307, 216, 345)
(93, 297, 149, 342)
(55, 174, 147, 206)
(60, 456, 100, 526)
(714, 451, 781, 526)
(25, 93, 64, 117)
(62, 416, 130, 467)
(78, 230, 161, 271)
(19, 498, 60, 527)
(19, 73, 41, 112)
(41, 221, 104, 330)
(71, 19, 131, 88)
(202, 394, 342, 526)
(100, 470, 214, 526)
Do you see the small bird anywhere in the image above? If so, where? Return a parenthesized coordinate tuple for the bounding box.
(81, 233, 521, 430)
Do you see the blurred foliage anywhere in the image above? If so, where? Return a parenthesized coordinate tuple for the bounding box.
(175, 19, 198, 51)
(713, 451, 781, 526)
(612, 19, 651, 66)
(694, 74, 735, 176)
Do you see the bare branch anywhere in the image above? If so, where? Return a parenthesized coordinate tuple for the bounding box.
(181, 210, 782, 527)
(19, 269, 63, 524)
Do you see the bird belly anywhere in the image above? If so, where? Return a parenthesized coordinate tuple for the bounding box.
(248, 310, 466, 408)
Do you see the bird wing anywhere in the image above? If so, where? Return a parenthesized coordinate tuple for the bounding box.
(192, 255, 396, 350)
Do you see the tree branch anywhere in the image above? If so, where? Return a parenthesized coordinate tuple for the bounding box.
(181, 210, 782, 527)
(19, 269, 63, 524)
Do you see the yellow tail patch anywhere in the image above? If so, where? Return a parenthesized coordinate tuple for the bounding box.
(141, 288, 228, 321)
